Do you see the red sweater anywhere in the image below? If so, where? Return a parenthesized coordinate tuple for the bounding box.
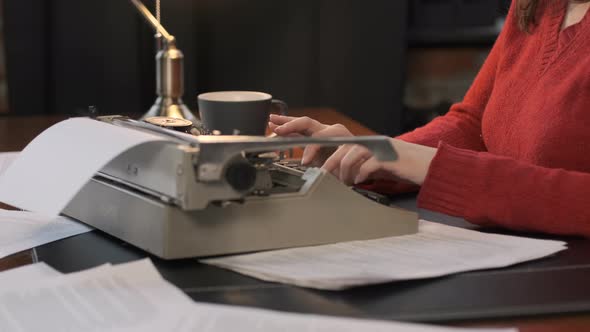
(374, 0, 590, 237)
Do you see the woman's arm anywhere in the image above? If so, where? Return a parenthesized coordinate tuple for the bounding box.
(420, 143, 590, 237)
(329, 138, 590, 237)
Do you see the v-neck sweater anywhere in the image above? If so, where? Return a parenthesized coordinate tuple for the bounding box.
(374, 0, 590, 237)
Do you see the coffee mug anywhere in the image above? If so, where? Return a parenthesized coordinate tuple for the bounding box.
(197, 91, 288, 136)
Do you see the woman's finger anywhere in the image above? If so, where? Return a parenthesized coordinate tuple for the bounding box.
(339, 145, 372, 185)
(322, 145, 352, 173)
(273, 116, 325, 136)
(301, 144, 321, 165)
(269, 122, 305, 139)
(331, 166, 340, 179)
(268, 121, 279, 132)
(301, 125, 353, 164)
(268, 114, 299, 125)
(354, 157, 382, 184)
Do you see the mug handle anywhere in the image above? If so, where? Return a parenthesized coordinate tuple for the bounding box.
(270, 99, 288, 116)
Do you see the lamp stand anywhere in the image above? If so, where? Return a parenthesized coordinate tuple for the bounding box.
(130, 0, 198, 121)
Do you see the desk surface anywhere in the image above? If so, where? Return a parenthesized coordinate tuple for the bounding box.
(1, 111, 590, 331)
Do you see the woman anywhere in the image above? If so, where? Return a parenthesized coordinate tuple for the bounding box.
(269, 0, 590, 237)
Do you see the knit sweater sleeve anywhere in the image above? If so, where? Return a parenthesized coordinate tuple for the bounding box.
(419, 143, 590, 237)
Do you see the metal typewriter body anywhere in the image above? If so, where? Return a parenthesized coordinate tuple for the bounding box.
(63, 116, 418, 259)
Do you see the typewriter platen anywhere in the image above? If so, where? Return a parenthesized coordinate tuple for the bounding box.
(63, 116, 418, 259)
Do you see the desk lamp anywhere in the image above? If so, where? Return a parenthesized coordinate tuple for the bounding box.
(129, 0, 197, 121)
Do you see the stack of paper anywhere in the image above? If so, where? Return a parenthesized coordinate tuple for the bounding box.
(177, 302, 516, 332)
(0, 259, 193, 331)
(0, 209, 92, 259)
(0, 262, 61, 284)
(0, 152, 19, 175)
(0, 259, 516, 332)
(202, 220, 567, 290)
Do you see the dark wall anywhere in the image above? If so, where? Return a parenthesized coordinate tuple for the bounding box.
(4, 0, 408, 135)
(195, 0, 407, 135)
(3, 0, 50, 115)
(318, 1, 407, 135)
(49, 0, 146, 115)
(195, 0, 319, 108)
(4, 0, 152, 115)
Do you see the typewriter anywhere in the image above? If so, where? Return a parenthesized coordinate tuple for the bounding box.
(63, 116, 418, 259)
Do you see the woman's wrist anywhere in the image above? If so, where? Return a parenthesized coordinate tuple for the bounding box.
(389, 139, 437, 185)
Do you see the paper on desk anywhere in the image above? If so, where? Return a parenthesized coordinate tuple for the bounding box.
(0, 263, 115, 293)
(0, 209, 92, 259)
(0, 262, 61, 286)
(176, 302, 516, 332)
(0, 151, 19, 175)
(202, 220, 567, 290)
(0, 118, 168, 215)
(0, 258, 516, 332)
(0, 259, 196, 331)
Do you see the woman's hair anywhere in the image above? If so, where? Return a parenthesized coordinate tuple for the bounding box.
(516, 0, 539, 31)
(517, 0, 590, 32)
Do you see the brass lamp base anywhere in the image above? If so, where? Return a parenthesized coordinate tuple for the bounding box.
(141, 97, 198, 122)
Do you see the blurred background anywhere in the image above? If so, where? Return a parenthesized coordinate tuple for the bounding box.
(0, 0, 511, 136)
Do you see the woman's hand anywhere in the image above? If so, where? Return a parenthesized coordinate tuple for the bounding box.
(323, 139, 437, 186)
(269, 114, 437, 186)
(269, 114, 354, 165)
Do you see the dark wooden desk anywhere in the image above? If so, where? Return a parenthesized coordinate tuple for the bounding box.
(1, 112, 590, 331)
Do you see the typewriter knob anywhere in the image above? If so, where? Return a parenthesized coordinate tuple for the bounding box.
(225, 161, 257, 192)
(144, 116, 207, 135)
(145, 116, 193, 132)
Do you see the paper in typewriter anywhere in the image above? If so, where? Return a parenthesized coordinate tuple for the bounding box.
(0, 151, 18, 175)
(0, 118, 168, 215)
(0, 258, 515, 332)
(202, 220, 567, 290)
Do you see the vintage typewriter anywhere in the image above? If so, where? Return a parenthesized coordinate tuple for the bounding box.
(63, 116, 418, 259)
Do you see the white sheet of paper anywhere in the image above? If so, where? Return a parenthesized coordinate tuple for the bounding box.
(0, 152, 19, 175)
(202, 220, 567, 290)
(0, 259, 195, 332)
(176, 302, 515, 332)
(0, 118, 168, 215)
(0, 262, 61, 286)
(0, 209, 92, 259)
(0, 258, 515, 332)
(0, 263, 113, 293)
